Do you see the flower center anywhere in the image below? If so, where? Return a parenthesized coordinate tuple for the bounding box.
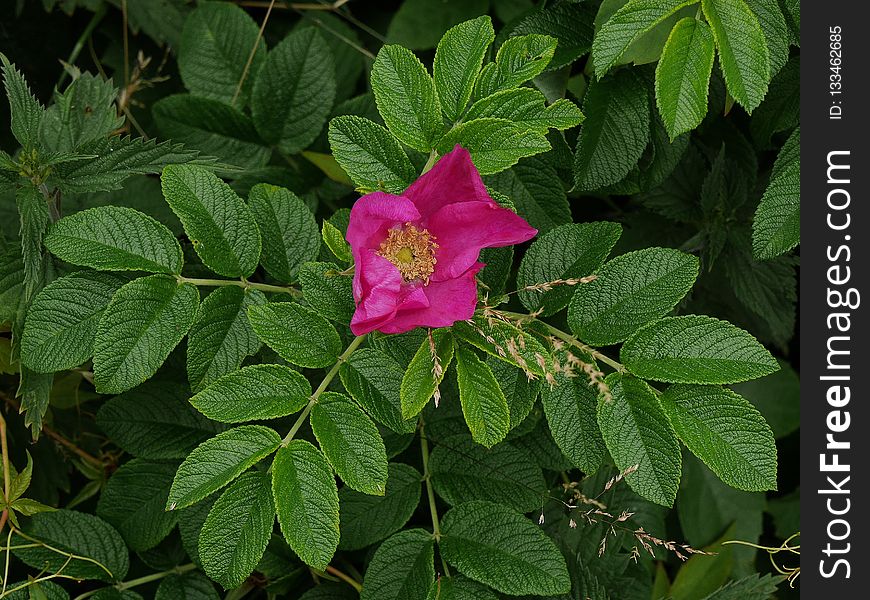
(378, 223, 438, 284)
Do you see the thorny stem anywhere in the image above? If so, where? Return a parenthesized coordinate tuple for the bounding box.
(324, 565, 363, 592)
(176, 276, 302, 298)
(279, 335, 367, 447)
(419, 421, 450, 576)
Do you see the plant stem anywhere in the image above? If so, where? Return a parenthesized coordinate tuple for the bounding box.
(57, 2, 108, 88)
(232, 0, 276, 106)
(325, 565, 363, 592)
(419, 421, 450, 576)
(177, 276, 302, 298)
(279, 335, 366, 447)
(71, 564, 196, 600)
(0, 412, 9, 535)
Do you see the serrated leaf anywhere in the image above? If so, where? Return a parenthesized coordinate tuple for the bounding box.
(12, 510, 129, 582)
(655, 17, 715, 140)
(487, 357, 540, 429)
(702, 0, 770, 112)
(340, 348, 418, 434)
(191, 364, 311, 423)
(484, 155, 570, 233)
(660, 384, 777, 490)
(161, 164, 261, 278)
(168, 425, 281, 510)
(328, 115, 416, 194)
(598, 374, 682, 506)
(592, 0, 699, 78)
(1, 54, 44, 148)
(40, 73, 123, 153)
(272, 440, 340, 570)
(455, 345, 510, 448)
(435, 118, 550, 175)
(400, 329, 454, 419)
(299, 262, 355, 324)
(732, 359, 799, 439)
(621, 315, 780, 383)
(360, 529, 435, 600)
(252, 28, 336, 155)
(541, 366, 607, 474)
(474, 34, 558, 98)
(178, 2, 264, 106)
(322, 219, 353, 263)
(187, 286, 265, 392)
(97, 381, 226, 460)
(574, 70, 650, 191)
(93, 275, 198, 394)
(440, 500, 571, 595)
(16, 184, 49, 303)
(199, 471, 275, 589)
(386, 0, 489, 50)
(465, 88, 584, 135)
(452, 315, 552, 377)
(2, 580, 68, 600)
(310, 392, 388, 495)
(156, 571, 219, 600)
(701, 573, 782, 599)
(434, 16, 495, 121)
(21, 271, 126, 373)
(517, 221, 622, 315)
(96, 459, 178, 552)
(512, 1, 597, 70)
(568, 247, 699, 345)
(746, 0, 789, 77)
(752, 128, 799, 260)
(750, 56, 798, 146)
(247, 184, 320, 282)
(247, 302, 341, 368)
(338, 462, 421, 551)
(153, 94, 271, 169)
(430, 434, 545, 512)
(371, 45, 442, 152)
(178, 493, 217, 567)
(44, 206, 183, 274)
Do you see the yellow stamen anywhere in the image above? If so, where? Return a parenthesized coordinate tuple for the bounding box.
(378, 223, 438, 284)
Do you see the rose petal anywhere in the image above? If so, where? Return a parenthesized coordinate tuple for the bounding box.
(403, 145, 492, 220)
(424, 201, 537, 281)
(350, 250, 429, 336)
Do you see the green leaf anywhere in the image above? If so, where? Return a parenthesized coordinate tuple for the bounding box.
(400, 329, 454, 419)
(178, 2, 265, 106)
(732, 359, 799, 439)
(247, 302, 341, 368)
(338, 463, 421, 551)
(517, 221, 622, 315)
(474, 34, 558, 98)
(386, 0, 489, 50)
(440, 500, 571, 595)
(752, 128, 799, 259)
(96, 381, 226, 460)
(156, 571, 219, 600)
(511, 2, 597, 70)
(360, 529, 435, 600)
(621, 315, 780, 384)
(655, 17, 716, 140)
(435, 118, 550, 175)
(660, 385, 777, 490)
(161, 164, 261, 277)
(247, 184, 320, 282)
(44, 206, 183, 274)
(13, 510, 129, 582)
(251, 28, 336, 155)
(93, 275, 198, 394)
(271, 440, 340, 570)
(328, 115, 416, 194)
(199, 471, 275, 589)
(702, 0, 770, 112)
(487, 357, 540, 430)
(465, 88, 584, 135)
(2, 580, 68, 600)
(426, 576, 500, 600)
(574, 70, 650, 191)
(16, 185, 49, 303)
(541, 366, 607, 474)
(298, 262, 355, 325)
(701, 574, 782, 599)
(746, 0, 789, 77)
(152, 94, 271, 170)
(430, 434, 546, 512)
(434, 16, 495, 121)
(484, 155, 570, 233)
(371, 45, 442, 152)
(455, 345, 510, 448)
(452, 315, 552, 377)
(597, 374, 682, 506)
(310, 392, 388, 495)
(96, 459, 178, 552)
(592, 0, 699, 78)
(191, 364, 311, 423)
(1, 54, 44, 148)
(568, 247, 699, 345)
(40, 73, 123, 153)
(340, 349, 418, 434)
(21, 271, 126, 373)
(322, 220, 353, 263)
(167, 425, 281, 510)
(186, 286, 265, 392)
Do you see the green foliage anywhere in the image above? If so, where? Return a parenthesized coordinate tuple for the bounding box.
(455, 345, 510, 448)
(752, 127, 800, 259)
(247, 302, 341, 368)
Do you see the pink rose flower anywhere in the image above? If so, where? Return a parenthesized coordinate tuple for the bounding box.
(346, 145, 538, 335)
